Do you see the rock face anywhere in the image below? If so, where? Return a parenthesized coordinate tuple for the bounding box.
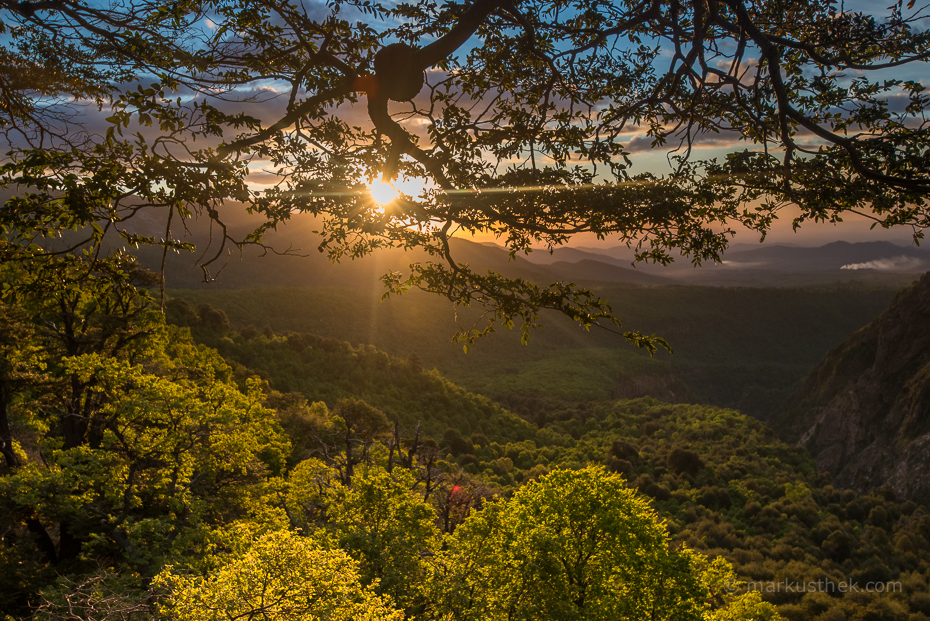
(774, 271, 930, 503)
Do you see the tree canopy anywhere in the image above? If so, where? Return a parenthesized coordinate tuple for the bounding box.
(2, 0, 929, 342)
(432, 466, 707, 620)
(157, 529, 404, 621)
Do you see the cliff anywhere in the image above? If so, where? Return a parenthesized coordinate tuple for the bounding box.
(774, 271, 930, 503)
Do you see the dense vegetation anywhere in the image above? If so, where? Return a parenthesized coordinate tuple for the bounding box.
(4, 0, 930, 617)
(2, 290, 780, 621)
(172, 283, 898, 419)
(162, 302, 930, 621)
(0, 270, 925, 621)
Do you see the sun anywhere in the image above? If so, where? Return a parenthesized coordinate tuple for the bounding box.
(368, 179, 399, 207)
(366, 175, 433, 210)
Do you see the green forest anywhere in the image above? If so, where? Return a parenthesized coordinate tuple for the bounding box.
(173, 283, 897, 418)
(3, 278, 930, 621)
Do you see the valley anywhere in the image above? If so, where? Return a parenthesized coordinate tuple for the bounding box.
(161, 266, 930, 621)
(3, 236, 929, 621)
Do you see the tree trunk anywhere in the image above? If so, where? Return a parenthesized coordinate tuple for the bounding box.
(0, 385, 20, 468)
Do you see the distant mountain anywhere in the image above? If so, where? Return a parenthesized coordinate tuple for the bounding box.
(721, 240, 930, 272)
(542, 260, 672, 286)
(131, 215, 671, 290)
(521, 241, 930, 287)
(43, 196, 929, 288)
(520, 246, 638, 267)
(573, 245, 641, 262)
(476, 245, 673, 285)
(773, 271, 930, 503)
(568, 240, 930, 272)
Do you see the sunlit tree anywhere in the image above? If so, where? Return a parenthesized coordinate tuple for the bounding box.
(430, 466, 706, 620)
(0, 326, 290, 574)
(329, 465, 441, 610)
(157, 529, 403, 621)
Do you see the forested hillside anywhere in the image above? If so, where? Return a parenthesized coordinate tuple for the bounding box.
(1, 268, 928, 621)
(2, 291, 780, 621)
(4, 220, 923, 621)
(173, 283, 899, 419)
(166, 298, 537, 442)
(156, 301, 930, 621)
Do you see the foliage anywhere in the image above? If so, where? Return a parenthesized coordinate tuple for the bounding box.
(0, 299, 47, 468)
(0, 287, 292, 614)
(156, 530, 403, 621)
(170, 284, 898, 419)
(705, 592, 782, 621)
(442, 397, 930, 621)
(4, 294, 930, 621)
(166, 297, 538, 441)
(155, 312, 930, 621)
(328, 465, 441, 609)
(1, 0, 928, 338)
(431, 466, 706, 621)
(1, 345, 290, 568)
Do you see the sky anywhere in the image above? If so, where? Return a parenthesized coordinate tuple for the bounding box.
(241, 0, 928, 251)
(10, 0, 926, 254)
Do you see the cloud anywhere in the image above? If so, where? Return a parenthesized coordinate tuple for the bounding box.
(841, 256, 926, 271)
(719, 260, 765, 269)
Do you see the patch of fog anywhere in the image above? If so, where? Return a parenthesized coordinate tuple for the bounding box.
(718, 261, 766, 269)
(841, 256, 927, 271)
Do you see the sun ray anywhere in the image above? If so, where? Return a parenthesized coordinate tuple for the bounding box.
(368, 179, 399, 207)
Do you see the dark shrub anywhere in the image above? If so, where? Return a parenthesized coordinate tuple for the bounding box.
(698, 486, 731, 510)
(609, 440, 639, 462)
(608, 458, 634, 476)
(641, 421, 663, 437)
(636, 475, 671, 501)
(443, 428, 473, 456)
(458, 454, 480, 468)
(850, 560, 892, 586)
(853, 600, 900, 621)
(241, 326, 258, 340)
(868, 506, 890, 529)
(470, 433, 490, 446)
(668, 447, 704, 476)
(910, 593, 930, 616)
(197, 303, 231, 333)
(821, 529, 854, 561)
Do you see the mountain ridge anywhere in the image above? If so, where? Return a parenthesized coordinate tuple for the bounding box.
(774, 271, 930, 502)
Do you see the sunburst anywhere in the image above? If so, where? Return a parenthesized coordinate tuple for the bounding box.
(367, 179, 399, 208)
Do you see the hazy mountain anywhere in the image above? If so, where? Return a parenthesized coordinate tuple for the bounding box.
(521, 240, 930, 287)
(721, 240, 930, 272)
(130, 214, 674, 290)
(517, 246, 639, 267)
(542, 260, 672, 286)
(36, 192, 928, 288)
(569, 240, 930, 271)
(467, 244, 674, 285)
